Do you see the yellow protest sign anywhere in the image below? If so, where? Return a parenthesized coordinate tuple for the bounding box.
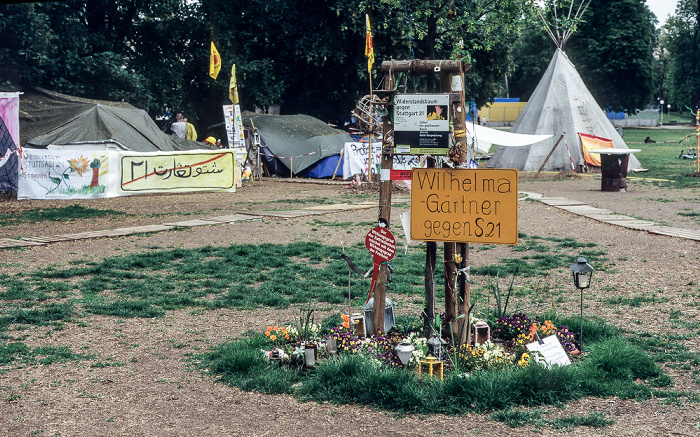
(410, 168, 518, 245)
(120, 150, 236, 193)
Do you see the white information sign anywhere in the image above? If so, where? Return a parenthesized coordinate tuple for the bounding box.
(526, 335, 571, 368)
(394, 93, 450, 154)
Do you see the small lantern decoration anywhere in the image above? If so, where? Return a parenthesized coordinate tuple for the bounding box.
(569, 257, 594, 351)
(418, 356, 444, 381)
(570, 257, 594, 290)
(325, 337, 337, 358)
(472, 321, 491, 346)
(394, 342, 415, 368)
(351, 313, 365, 338)
(304, 343, 317, 368)
(427, 336, 447, 360)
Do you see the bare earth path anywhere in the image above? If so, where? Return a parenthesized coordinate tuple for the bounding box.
(1, 175, 699, 436)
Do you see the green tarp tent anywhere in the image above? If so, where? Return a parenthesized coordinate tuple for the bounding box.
(243, 114, 351, 175)
(14, 86, 213, 152)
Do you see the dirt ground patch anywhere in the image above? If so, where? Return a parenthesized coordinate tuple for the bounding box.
(1, 175, 700, 436)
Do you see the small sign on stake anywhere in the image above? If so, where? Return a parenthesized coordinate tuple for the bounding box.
(526, 335, 571, 368)
(364, 226, 396, 303)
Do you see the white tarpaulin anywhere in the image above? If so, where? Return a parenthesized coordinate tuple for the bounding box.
(342, 141, 421, 179)
(19, 149, 120, 199)
(465, 123, 552, 153)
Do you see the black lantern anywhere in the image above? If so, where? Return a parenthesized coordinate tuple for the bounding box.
(569, 257, 594, 351)
(570, 257, 594, 290)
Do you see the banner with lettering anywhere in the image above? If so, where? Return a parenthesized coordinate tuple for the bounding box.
(119, 150, 237, 194)
(18, 149, 119, 199)
(342, 141, 422, 179)
(579, 132, 613, 167)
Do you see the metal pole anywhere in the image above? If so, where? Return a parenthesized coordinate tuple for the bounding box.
(580, 289, 584, 352)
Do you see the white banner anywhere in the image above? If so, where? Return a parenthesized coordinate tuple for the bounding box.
(119, 150, 238, 194)
(342, 142, 422, 179)
(18, 149, 120, 199)
(222, 104, 246, 163)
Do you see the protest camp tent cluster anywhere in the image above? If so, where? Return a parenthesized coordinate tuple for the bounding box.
(486, 0, 641, 172)
(15, 86, 214, 152)
(242, 113, 352, 177)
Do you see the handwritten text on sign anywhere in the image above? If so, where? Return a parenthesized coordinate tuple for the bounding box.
(410, 168, 518, 245)
(364, 227, 396, 303)
(120, 150, 235, 193)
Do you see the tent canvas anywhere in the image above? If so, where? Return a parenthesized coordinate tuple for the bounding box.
(5, 86, 212, 152)
(25, 104, 213, 152)
(243, 114, 352, 176)
(486, 49, 641, 172)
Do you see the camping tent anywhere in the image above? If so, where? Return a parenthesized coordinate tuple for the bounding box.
(242, 114, 351, 177)
(486, 48, 641, 172)
(25, 104, 213, 152)
(12, 86, 213, 152)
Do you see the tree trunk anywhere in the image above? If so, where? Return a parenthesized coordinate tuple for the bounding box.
(423, 156, 437, 338)
(90, 167, 100, 187)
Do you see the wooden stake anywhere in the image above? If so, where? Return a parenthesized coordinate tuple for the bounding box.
(371, 71, 395, 336)
(331, 147, 344, 180)
(536, 133, 566, 176)
(368, 74, 373, 181)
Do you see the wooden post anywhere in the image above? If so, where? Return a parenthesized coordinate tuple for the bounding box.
(424, 156, 437, 339)
(457, 242, 470, 345)
(696, 109, 699, 174)
(446, 69, 471, 343)
(368, 75, 373, 182)
(536, 133, 565, 176)
(440, 71, 457, 337)
(331, 147, 344, 180)
(371, 71, 396, 336)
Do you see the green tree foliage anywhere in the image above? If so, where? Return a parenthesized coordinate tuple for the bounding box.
(507, 0, 655, 112)
(1, 0, 528, 122)
(507, 9, 553, 100)
(664, 0, 700, 111)
(0, 1, 208, 118)
(371, 0, 526, 106)
(565, 0, 656, 111)
(202, 0, 369, 122)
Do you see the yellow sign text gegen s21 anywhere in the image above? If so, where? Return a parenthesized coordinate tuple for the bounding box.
(410, 168, 518, 245)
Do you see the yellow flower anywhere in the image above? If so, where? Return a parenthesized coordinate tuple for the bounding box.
(270, 335, 277, 341)
(518, 353, 530, 367)
(68, 156, 90, 176)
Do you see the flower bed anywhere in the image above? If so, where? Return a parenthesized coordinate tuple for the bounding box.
(201, 310, 668, 417)
(258, 311, 581, 375)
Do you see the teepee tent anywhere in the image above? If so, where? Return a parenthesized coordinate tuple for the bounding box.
(487, 1, 641, 172)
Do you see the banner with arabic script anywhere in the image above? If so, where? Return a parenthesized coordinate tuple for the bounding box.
(120, 150, 236, 193)
(18, 149, 119, 199)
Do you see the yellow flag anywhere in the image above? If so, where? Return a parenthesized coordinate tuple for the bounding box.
(229, 64, 239, 104)
(209, 42, 221, 80)
(365, 14, 374, 72)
